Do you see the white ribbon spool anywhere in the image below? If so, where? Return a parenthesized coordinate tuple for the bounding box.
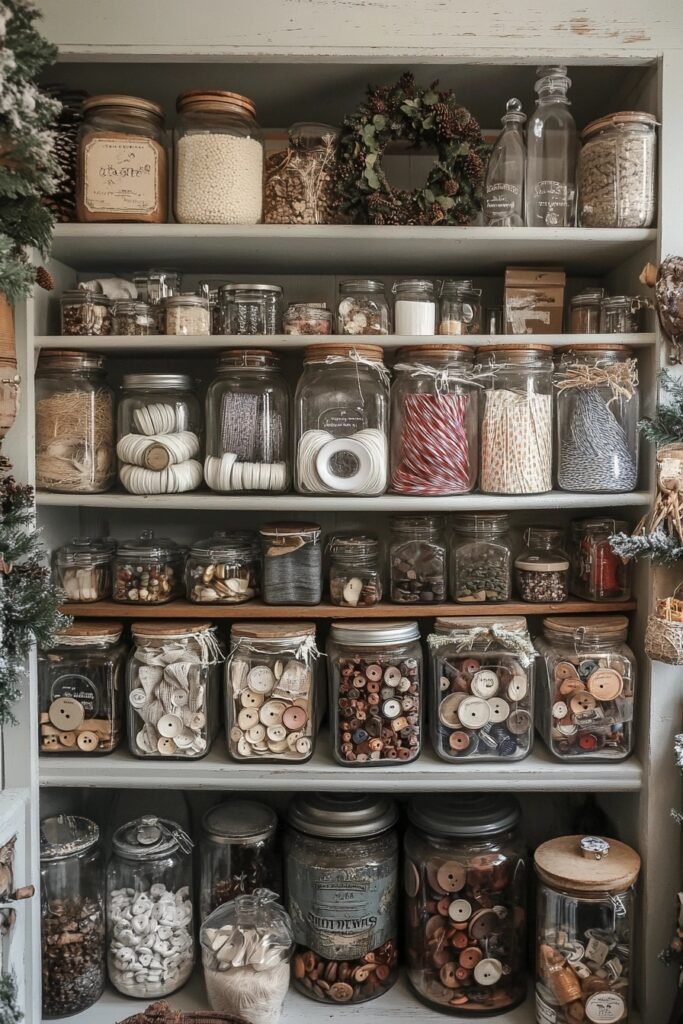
(297, 428, 387, 495)
(120, 459, 203, 494)
(204, 454, 288, 493)
(117, 431, 200, 469)
(133, 402, 186, 436)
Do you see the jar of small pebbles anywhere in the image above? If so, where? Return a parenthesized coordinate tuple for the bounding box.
(175, 90, 263, 224)
(54, 536, 115, 602)
(186, 530, 260, 604)
(113, 530, 185, 604)
(389, 515, 447, 604)
(451, 513, 513, 603)
(514, 527, 569, 603)
(337, 279, 391, 335)
(165, 293, 211, 337)
(578, 111, 657, 228)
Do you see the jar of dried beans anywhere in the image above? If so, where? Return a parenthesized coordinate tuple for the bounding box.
(451, 513, 513, 603)
(578, 111, 657, 228)
(514, 527, 570, 603)
(60, 289, 112, 336)
(186, 531, 260, 604)
(54, 536, 115, 602)
(328, 533, 382, 606)
(113, 530, 185, 604)
(337, 279, 390, 335)
(264, 122, 343, 224)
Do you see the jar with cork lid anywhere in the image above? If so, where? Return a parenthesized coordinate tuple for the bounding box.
(578, 110, 657, 227)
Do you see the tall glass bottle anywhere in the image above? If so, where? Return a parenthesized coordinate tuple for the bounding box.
(526, 66, 577, 227)
(484, 98, 526, 226)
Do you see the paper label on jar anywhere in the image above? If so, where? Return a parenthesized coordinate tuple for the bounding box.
(536, 993, 558, 1023)
(83, 137, 160, 214)
(319, 406, 367, 434)
(585, 991, 626, 1023)
(50, 674, 99, 717)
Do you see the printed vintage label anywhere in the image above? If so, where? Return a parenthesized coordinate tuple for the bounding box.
(584, 991, 626, 1023)
(83, 137, 160, 214)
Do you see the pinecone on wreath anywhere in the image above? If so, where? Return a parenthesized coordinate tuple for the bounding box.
(35, 266, 54, 291)
(434, 102, 457, 138)
(444, 179, 460, 196)
(430, 202, 446, 224)
(369, 97, 387, 114)
(463, 152, 485, 182)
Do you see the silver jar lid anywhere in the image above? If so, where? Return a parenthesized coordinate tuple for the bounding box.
(57, 536, 116, 567)
(288, 794, 398, 839)
(61, 289, 112, 306)
(117, 530, 184, 561)
(339, 279, 385, 293)
(219, 284, 283, 295)
(202, 801, 277, 845)
(330, 620, 419, 646)
(190, 531, 259, 562)
(40, 815, 99, 861)
(407, 794, 520, 837)
(122, 373, 193, 391)
(112, 815, 192, 859)
(164, 292, 209, 307)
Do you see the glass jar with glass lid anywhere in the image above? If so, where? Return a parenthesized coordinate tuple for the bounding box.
(328, 533, 383, 606)
(35, 350, 115, 493)
(569, 518, 632, 602)
(60, 289, 113, 336)
(451, 513, 513, 603)
(107, 816, 195, 998)
(578, 111, 657, 228)
(286, 794, 399, 1003)
(186, 530, 260, 603)
(284, 302, 333, 336)
(569, 288, 604, 334)
(54, 536, 115, 602)
(393, 279, 437, 335)
(337, 279, 390, 335)
(112, 300, 155, 336)
(113, 530, 185, 603)
(133, 269, 182, 333)
(205, 349, 290, 494)
(514, 526, 570, 603)
(218, 283, 283, 335)
(175, 90, 263, 224)
(600, 294, 651, 334)
(438, 280, 483, 335)
(389, 515, 447, 603)
(264, 121, 343, 224)
(40, 815, 106, 1018)
(165, 293, 211, 337)
(404, 794, 527, 1015)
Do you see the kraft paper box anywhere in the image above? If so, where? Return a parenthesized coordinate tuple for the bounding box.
(504, 267, 566, 335)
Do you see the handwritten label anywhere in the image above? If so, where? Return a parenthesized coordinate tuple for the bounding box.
(83, 137, 160, 214)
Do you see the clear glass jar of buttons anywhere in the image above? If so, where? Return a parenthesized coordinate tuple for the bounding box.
(438, 279, 483, 336)
(514, 527, 570, 603)
(534, 835, 640, 1024)
(284, 302, 333, 336)
(185, 530, 260, 604)
(107, 816, 195, 998)
(578, 110, 657, 228)
(534, 615, 636, 761)
(127, 620, 223, 759)
(569, 518, 632, 602)
(327, 620, 422, 766)
(451, 513, 513, 603)
(53, 536, 115, 602)
(428, 616, 535, 763)
(260, 521, 323, 605)
(328, 533, 383, 606)
(264, 121, 343, 224)
(337, 279, 390, 335)
(389, 514, 447, 604)
(226, 622, 320, 762)
(404, 794, 527, 1015)
(60, 289, 113, 336)
(286, 794, 399, 1004)
(41, 815, 106, 1018)
(218, 283, 284, 335)
(165, 293, 211, 337)
(113, 531, 185, 604)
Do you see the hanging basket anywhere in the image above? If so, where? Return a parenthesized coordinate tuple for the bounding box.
(645, 584, 683, 665)
(0, 296, 19, 440)
(118, 1001, 251, 1024)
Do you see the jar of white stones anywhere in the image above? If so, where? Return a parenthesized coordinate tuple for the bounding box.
(174, 90, 263, 225)
(107, 815, 195, 998)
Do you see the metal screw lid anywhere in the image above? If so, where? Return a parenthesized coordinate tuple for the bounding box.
(202, 801, 278, 845)
(287, 794, 398, 839)
(407, 794, 521, 838)
(112, 815, 193, 860)
(40, 815, 100, 861)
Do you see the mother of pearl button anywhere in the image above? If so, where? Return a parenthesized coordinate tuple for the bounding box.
(247, 665, 276, 694)
(157, 714, 183, 738)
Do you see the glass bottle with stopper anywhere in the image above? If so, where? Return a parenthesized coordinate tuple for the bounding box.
(526, 65, 577, 227)
(484, 98, 526, 226)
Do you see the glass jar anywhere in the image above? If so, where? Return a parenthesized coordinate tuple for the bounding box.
(438, 280, 483, 336)
(35, 350, 115, 493)
(428, 617, 535, 763)
(579, 111, 657, 228)
(477, 345, 554, 495)
(526, 66, 577, 227)
(107, 816, 194, 997)
(295, 344, 389, 495)
(175, 90, 263, 224)
(260, 521, 322, 605)
(54, 536, 114, 602)
(218, 283, 283, 335)
(113, 531, 185, 603)
(451, 514, 513, 603)
(205, 350, 290, 494)
(60, 289, 112, 336)
(393, 279, 437, 335)
(127, 620, 222, 759)
(199, 801, 280, 921)
(389, 515, 447, 603)
(264, 121, 343, 224)
(535, 835, 640, 1024)
(39, 620, 126, 756)
(286, 794, 399, 1003)
(41, 815, 106, 1018)
(133, 268, 182, 333)
(76, 95, 168, 223)
(165, 293, 211, 337)
(112, 300, 155, 336)
(226, 622, 320, 762)
(514, 527, 570, 603)
(600, 295, 651, 334)
(284, 302, 333, 336)
(534, 615, 636, 761)
(327, 620, 422, 765)
(390, 346, 478, 496)
(337, 279, 390, 335)
(404, 794, 526, 1014)
(328, 534, 382, 606)
(570, 518, 632, 601)
(186, 531, 259, 603)
(569, 289, 604, 334)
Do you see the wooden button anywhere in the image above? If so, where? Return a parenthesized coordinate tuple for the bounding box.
(259, 700, 286, 726)
(383, 665, 402, 686)
(329, 982, 354, 1002)
(237, 736, 252, 757)
(238, 708, 259, 730)
(460, 659, 480, 676)
(554, 661, 580, 682)
(459, 946, 483, 970)
(439, 693, 465, 728)
(487, 698, 510, 723)
(49, 698, 85, 732)
(506, 675, 528, 702)
(436, 861, 467, 893)
(247, 665, 276, 694)
(439, 962, 459, 989)
(240, 689, 264, 709)
(157, 737, 176, 755)
(473, 957, 503, 985)
(283, 705, 308, 730)
(365, 664, 383, 682)
(507, 710, 531, 736)
(587, 668, 623, 701)
(448, 730, 471, 752)
(471, 670, 499, 698)
(59, 732, 77, 748)
(448, 898, 472, 923)
(267, 724, 287, 742)
(570, 692, 597, 714)
(247, 724, 266, 743)
(560, 678, 587, 697)
(458, 697, 490, 730)
(157, 714, 183, 738)
(76, 730, 98, 752)
(468, 908, 499, 940)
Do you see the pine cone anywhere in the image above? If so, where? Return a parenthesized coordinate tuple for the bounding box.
(463, 153, 485, 182)
(444, 179, 460, 196)
(369, 97, 387, 114)
(434, 102, 457, 139)
(36, 266, 54, 291)
(430, 202, 446, 224)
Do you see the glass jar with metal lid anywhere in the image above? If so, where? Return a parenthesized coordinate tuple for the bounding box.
(578, 110, 657, 228)
(328, 533, 383, 606)
(451, 513, 513, 603)
(35, 350, 115, 493)
(112, 300, 156, 336)
(393, 278, 437, 335)
(133, 269, 182, 333)
(107, 816, 195, 998)
(259, 521, 322, 605)
(569, 518, 632, 602)
(264, 122, 343, 224)
(327, 620, 423, 765)
(535, 835, 640, 1024)
(534, 615, 636, 761)
(337, 279, 390, 335)
(600, 294, 651, 334)
(569, 288, 604, 334)
(175, 90, 263, 224)
(41, 815, 106, 1018)
(284, 302, 333, 336)
(200, 800, 280, 921)
(186, 530, 260, 604)
(164, 293, 211, 337)
(60, 289, 113, 336)
(404, 794, 527, 1014)
(389, 514, 447, 603)
(286, 794, 399, 1003)
(54, 536, 115, 602)
(515, 526, 570, 603)
(76, 94, 168, 223)
(218, 283, 283, 335)
(438, 280, 483, 336)
(113, 530, 185, 603)
(205, 350, 290, 494)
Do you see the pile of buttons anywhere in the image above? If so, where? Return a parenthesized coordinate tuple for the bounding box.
(228, 657, 313, 761)
(128, 654, 208, 758)
(335, 656, 421, 763)
(548, 657, 632, 758)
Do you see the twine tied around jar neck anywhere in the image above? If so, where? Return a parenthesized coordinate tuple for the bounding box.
(137, 627, 224, 665)
(322, 351, 391, 390)
(227, 633, 322, 665)
(554, 359, 638, 403)
(393, 363, 488, 394)
(427, 625, 537, 668)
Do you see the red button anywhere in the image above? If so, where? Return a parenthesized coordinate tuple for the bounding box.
(579, 733, 599, 750)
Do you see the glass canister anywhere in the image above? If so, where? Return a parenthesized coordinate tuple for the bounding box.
(428, 617, 535, 763)
(389, 515, 447, 603)
(328, 533, 383, 606)
(534, 615, 636, 761)
(569, 288, 604, 335)
(200, 801, 280, 921)
(113, 530, 185, 603)
(127, 620, 222, 759)
(205, 350, 290, 494)
(535, 835, 640, 1024)
(390, 346, 478, 496)
(39, 620, 126, 755)
(186, 531, 260, 603)
(570, 518, 632, 601)
(295, 344, 390, 496)
(556, 345, 639, 493)
(478, 345, 554, 494)
(286, 794, 399, 1003)
(112, 300, 155, 336)
(226, 622, 320, 762)
(218, 283, 284, 336)
(514, 527, 570, 603)
(600, 295, 651, 334)
(451, 513, 513, 603)
(404, 794, 526, 1014)
(76, 95, 167, 223)
(175, 90, 263, 224)
(40, 815, 105, 1018)
(260, 522, 322, 605)
(393, 279, 437, 335)
(438, 280, 483, 336)
(284, 302, 333, 336)
(60, 289, 112, 336)
(578, 111, 657, 228)
(108, 816, 194, 998)
(327, 620, 422, 765)
(133, 269, 182, 333)
(264, 122, 343, 224)
(54, 536, 114, 602)
(165, 293, 211, 337)
(35, 350, 115, 493)
(337, 279, 390, 335)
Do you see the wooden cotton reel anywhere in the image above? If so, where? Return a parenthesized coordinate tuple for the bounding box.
(117, 431, 199, 470)
(133, 402, 186, 436)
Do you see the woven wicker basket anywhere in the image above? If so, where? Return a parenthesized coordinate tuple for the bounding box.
(645, 587, 683, 665)
(118, 1000, 251, 1024)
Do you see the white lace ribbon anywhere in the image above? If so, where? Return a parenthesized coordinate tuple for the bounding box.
(427, 625, 537, 668)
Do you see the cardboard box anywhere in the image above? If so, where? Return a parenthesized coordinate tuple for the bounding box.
(504, 267, 566, 335)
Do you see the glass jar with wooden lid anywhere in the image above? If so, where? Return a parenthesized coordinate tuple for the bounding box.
(76, 95, 168, 223)
(578, 110, 657, 227)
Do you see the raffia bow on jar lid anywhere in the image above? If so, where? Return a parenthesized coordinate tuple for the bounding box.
(117, 1004, 251, 1024)
(645, 582, 683, 665)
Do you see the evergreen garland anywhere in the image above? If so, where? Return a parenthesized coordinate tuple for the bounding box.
(639, 370, 683, 448)
(610, 527, 683, 565)
(0, 971, 22, 1024)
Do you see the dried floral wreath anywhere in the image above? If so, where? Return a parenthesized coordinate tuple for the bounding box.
(336, 73, 489, 226)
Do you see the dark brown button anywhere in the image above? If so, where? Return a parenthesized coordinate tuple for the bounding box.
(439, 962, 459, 989)
(468, 908, 500, 940)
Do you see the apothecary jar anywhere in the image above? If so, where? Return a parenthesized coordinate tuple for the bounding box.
(113, 530, 185, 604)
(53, 535, 114, 603)
(185, 530, 260, 604)
(404, 794, 527, 1015)
(218, 283, 284, 336)
(40, 815, 106, 1019)
(264, 121, 343, 225)
(107, 816, 195, 998)
(450, 513, 513, 604)
(286, 794, 399, 1004)
(328, 533, 383, 607)
(389, 514, 447, 604)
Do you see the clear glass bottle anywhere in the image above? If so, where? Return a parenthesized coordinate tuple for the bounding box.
(404, 794, 527, 1014)
(186, 530, 260, 604)
(133, 269, 181, 333)
(569, 288, 604, 334)
(569, 518, 632, 601)
(337, 279, 390, 335)
(579, 111, 657, 228)
(515, 526, 569, 603)
(41, 815, 106, 1018)
(112, 300, 155, 336)
(393, 279, 437, 335)
(60, 289, 112, 336)
(451, 513, 513, 603)
(165, 293, 211, 337)
(600, 295, 651, 334)
(484, 98, 526, 227)
(113, 531, 185, 604)
(54, 536, 114, 602)
(107, 816, 194, 998)
(218, 283, 284, 335)
(264, 121, 343, 224)
(389, 515, 447, 603)
(259, 522, 323, 605)
(328, 534, 383, 606)
(526, 66, 577, 227)
(438, 281, 483, 336)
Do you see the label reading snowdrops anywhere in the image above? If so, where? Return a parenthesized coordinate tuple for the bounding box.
(83, 137, 160, 214)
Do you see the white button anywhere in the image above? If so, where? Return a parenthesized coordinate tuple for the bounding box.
(473, 958, 503, 986)
(247, 665, 276, 694)
(295, 737, 312, 755)
(552, 701, 569, 719)
(240, 689, 264, 709)
(157, 714, 183, 738)
(129, 689, 148, 709)
(507, 675, 528, 701)
(487, 698, 510, 723)
(382, 698, 402, 719)
(238, 708, 259, 730)
(457, 697, 490, 730)
(247, 724, 266, 743)
(448, 898, 472, 922)
(259, 700, 286, 726)
(471, 669, 499, 698)
(267, 724, 287, 742)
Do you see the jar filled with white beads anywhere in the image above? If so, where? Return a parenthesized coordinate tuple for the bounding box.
(392, 279, 437, 336)
(165, 293, 211, 337)
(294, 343, 389, 496)
(107, 815, 195, 998)
(175, 90, 263, 224)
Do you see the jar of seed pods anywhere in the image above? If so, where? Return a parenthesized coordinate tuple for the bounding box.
(54, 536, 115, 602)
(389, 515, 447, 604)
(60, 290, 113, 336)
(259, 522, 322, 605)
(337, 280, 390, 335)
(451, 513, 513, 603)
(514, 527, 570, 603)
(264, 122, 343, 224)
(569, 518, 632, 601)
(328, 534, 383, 606)
(185, 531, 260, 604)
(113, 531, 185, 604)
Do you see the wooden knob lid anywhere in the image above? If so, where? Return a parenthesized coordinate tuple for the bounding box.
(534, 834, 640, 893)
